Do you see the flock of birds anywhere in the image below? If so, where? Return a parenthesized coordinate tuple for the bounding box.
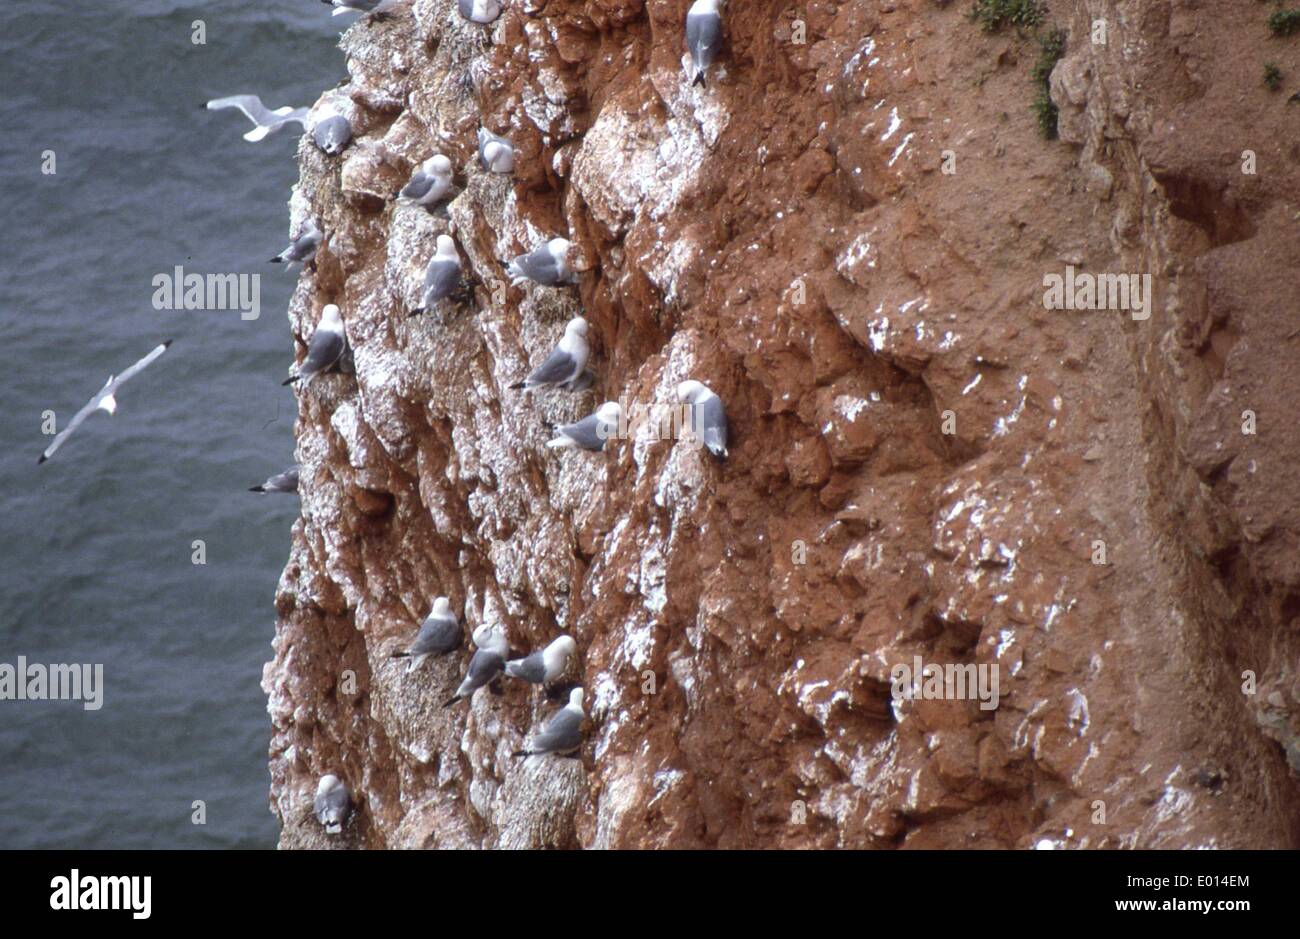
(39, 0, 730, 839)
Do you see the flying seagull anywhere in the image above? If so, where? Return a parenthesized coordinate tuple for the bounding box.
(283, 304, 346, 386)
(686, 0, 724, 87)
(458, 0, 502, 23)
(509, 317, 589, 391)
(391, 597, 463, 672)
(443, 623, 509, 707)
(204, 95, 309, 142)
(38, 340, 173, 465)
(250, 466, 300, 494)
(313, 775, 353, 835)
(678, 379, 728, 459)
(396, 154, 455, 208)
(412, 235, 467, 314)
(270, 219, 322, 270)
(513, 687, 585, 757)
(504, 635, 577, 684)
(507, 238, 576, 287)
(477, 128, 515, 174)
(312, 113, 353, 156)
(546, 402, 622, 452)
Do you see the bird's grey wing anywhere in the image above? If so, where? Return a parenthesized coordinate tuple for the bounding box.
(288, 229, 321, 261)
(687, 14, 722, 65)
(700, 396, 728, 454)
(314, 116, 352, 150)
(112, 341, 170, 388)
(268, 467, 299, 492)
(559, 414, 607, 451)
(39, 383, 109, 462)
(514, 249, 560, 284)
(300, 329, 346, 377)
(531, 707, 583, 753)
(399, 172, 434, 201)
(411, 613, 461, 656)
(465, 649, 505, 689)
(424, 259, 461, 301)
(505, 651, 547, 682)
(206, 95, 273, 125)
(457, 0, 474, 18)
(526, 345, 578, 386)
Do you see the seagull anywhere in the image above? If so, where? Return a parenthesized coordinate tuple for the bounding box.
(313, 775, 353, 835)
(249, 466, 300, 494)
(686, 0, 724, 87)
(38, 340, 173, 465)
(678, 380, 729, 459)
(546, 402, 622, 452)
(391, 597, 463, 672)
(412, 235, 467, 314)
(477, 128, 515, 174)
(312, 114, 353, 156)
(321, 0, 401, 19)
(204, 95, 309, 142)
(396, 154, 455, 208)
(513, 688, 585, 757)
(283, 304, 347, 386)
(442, 623, 509, 707)
(509, 317, 589, 391)
(269, 219, 322, 270)
(504, 635, 577, 684)
(507, 238, 576, 287)
(457, 0, 502, 23)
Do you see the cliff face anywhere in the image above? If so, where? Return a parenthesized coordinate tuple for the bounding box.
(263, 0, 1300, 849)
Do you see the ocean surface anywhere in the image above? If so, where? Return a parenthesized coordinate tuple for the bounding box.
(0, 1, 346, 848)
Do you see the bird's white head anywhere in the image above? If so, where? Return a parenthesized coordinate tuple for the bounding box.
(545, 635, 577, 671)
(677, 379, 709, 404)
(549, 237, 572, 258)
(98, 392, 119, 416)
(427, 154, 452, 175)
(431, 596, 452, 617)
(566, 317, 589, 338)
(472, 622, 506, 651)
(595, 401, 623, 424)
(317, 774, 340, 796)
(436, 234, 458, 258)
(568, 687, 585, 711)
(321, 304, 343, 328)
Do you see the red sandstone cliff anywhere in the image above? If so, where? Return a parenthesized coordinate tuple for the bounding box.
(263, 0, 1300, 848)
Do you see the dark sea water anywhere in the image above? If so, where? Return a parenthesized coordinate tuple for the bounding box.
(0, 1, 345, 848)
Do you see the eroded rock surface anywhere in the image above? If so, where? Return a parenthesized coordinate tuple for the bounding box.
(264, 0, 1300, 849)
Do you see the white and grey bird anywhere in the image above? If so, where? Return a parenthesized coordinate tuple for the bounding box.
(513, 687, 585, 758)
(38, 339, 173, 465)
(391, 597, 463, 672)
(507, 238, 576, 287)
(457, 0, 502, 23)
(321, 0, 401, 17)
(412, 235, 465, 314)
(504, 635, 577, 684)
(283, 304, 347, 386)
(678, 379, 729, 459)
(686, 0, 724, 87)
(509, 317, 590, 391)
(443, 623, 509, 707)
(269, 219, 322, 269)
(249, 466, 300, 494)
(312, 113, 353, 156)
(477, 128, 515, 174)
(397, 154, 455, 207)
(546, 402, 622, 452)
(313, 774, 353, 835)
(204, 94, 309, 142)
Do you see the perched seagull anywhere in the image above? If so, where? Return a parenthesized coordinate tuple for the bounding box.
(204, 95, 309, 142)
(391, 597, 463, 673)
(507, 238, 576, 287)
(509, 317, 589, 391)
(678, 379, 729, 459)
(477, 128, 515, 174)
(546, 402, 622, 452)
(269, 219, 322, 270)
(249, 466, 300, 494)
(396, 154, 455, 207)
(457, 0, 502, 23)
(313, 775, 353, 835)
(38, 340, 172, 465)
(504, 635, 577, 684)
(321, 0, 401, 18)
(283, 304, 347, 386)
(443, 623, 509, 707)
(513, 688, 585, 758)
(686, 0, 724, 86)
(312, 114, 353, 156)
(412, 235, 466, 314)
